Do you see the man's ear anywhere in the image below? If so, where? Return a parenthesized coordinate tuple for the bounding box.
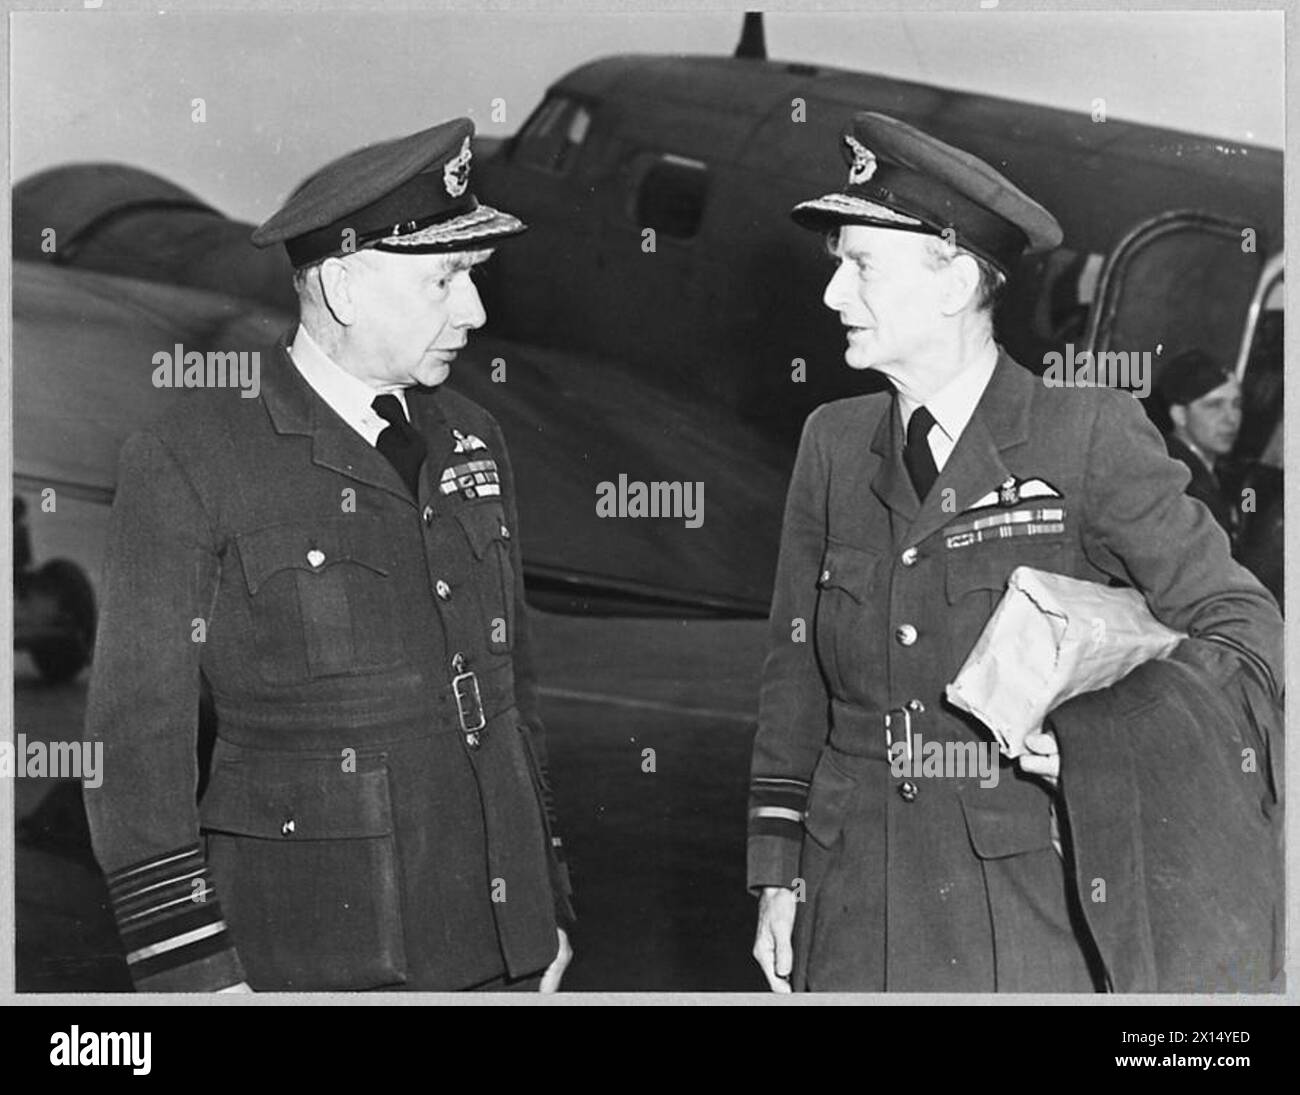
(1168, 404, 1188, 433)
(317, 256, 357, 326)
(940, 253, 981, 316)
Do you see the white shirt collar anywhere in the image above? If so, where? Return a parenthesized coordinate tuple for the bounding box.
(898, 342, 1000, 444)
(287, 324, 409, 446)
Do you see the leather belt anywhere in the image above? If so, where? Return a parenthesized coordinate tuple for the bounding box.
(828, 699, 925, 801)
(828, 699, 894, 760)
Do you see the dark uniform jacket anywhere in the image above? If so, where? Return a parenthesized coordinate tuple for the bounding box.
(1054, 644, 1283, 992)
(748, 349, 1283, 992)
(1165, 433, 1239, 543)
(84, 332, 572, 992)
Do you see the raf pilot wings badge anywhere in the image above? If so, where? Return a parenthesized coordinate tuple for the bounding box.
(451, 428, 487, 454)
(943, 476, 1066, 550)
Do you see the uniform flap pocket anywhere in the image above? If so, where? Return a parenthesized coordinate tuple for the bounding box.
(237, 517, 394, 594)
(200, 758, 394, 840)
(959, 794, 1054, 860)
(455, 502, 511, 559)
(818, 541, 880, 603)
(945, 539, 1066, 602)
(803, 748, 859, 849)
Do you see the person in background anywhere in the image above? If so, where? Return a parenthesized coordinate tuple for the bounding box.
(1155, 348, 1243, 544)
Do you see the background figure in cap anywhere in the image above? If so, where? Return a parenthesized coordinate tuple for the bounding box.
(1155, 348, 1243, 543)
(748, 113, 1282, 992)
(83, 118, 573, 992)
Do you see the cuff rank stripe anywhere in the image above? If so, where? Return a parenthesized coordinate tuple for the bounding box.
(748, 776, 811, 842)
(107, 844, 205, 895)
(127, 921, 235, 983)
(749, 815, 805, 841)
(750, 776, 811, 792)
(106, 844, 238, 984)
(749, 805, 803, 823)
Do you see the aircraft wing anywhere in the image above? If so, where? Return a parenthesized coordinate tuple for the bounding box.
(446, 336, 788, 615)
(13, 259, 290, 503)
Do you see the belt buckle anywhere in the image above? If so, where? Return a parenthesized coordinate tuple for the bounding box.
(883, 707, 913, 763)
(453, 669, 487, 748)
(884, 706, 919, 801)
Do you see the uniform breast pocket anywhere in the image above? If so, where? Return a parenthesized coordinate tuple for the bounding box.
(815, 540, 882, 687)
(945, 539, 1069, 608)
(236, 517, 404, 683)
(455, 502, 516, 654)
(199, 751, 407, 991)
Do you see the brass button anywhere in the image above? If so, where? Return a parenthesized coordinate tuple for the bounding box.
(895, 624, 918, 646)
(435, 579, 451, 600)
(820, 569, 831, 584)
(452, 652, 465, 673)
(900, 546, 918, 567)
(423, 506, 435, 527)
(907, 698, 925, 713)
(280, 818, 296, 837)
(898, 780, 918, 803)
(500, 524, 510, 540)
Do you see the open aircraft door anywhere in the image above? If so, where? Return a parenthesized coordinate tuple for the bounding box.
(1085, 213, 1283, 603)
(1233, 252, 1284, 454)
(1082, 209, 1268, 398)
(1231, 253, 1284, 605)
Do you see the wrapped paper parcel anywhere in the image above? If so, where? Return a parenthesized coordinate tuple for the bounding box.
(946, 567, 1185, 758)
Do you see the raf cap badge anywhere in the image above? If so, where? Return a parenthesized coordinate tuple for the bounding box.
(443, 136, 472, 198)
(845, 134, 877, 185)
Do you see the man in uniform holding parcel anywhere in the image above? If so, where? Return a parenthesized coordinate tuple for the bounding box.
(84, 118, 573, 992)
(748, 113, 1283, 992)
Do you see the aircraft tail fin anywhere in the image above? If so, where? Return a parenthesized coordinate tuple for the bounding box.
(735, 12, 766, 60)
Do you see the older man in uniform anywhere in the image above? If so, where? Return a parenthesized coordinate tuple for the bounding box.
(748, 113, 1283, 992)
(83, 119, 573, 992)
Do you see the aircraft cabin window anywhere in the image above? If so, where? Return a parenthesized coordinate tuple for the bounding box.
(514, 95, 592, 174)
(636, 154, 708, 240)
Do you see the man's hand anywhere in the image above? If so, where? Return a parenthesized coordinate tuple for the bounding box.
(752, 887, 797, 993)
(1018, 728, 1060, 787)
(539, 927, 572, 993)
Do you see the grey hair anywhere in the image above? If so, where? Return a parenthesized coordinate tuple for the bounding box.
(291, 260, 322, 300)
(922, 235, 1006, 314)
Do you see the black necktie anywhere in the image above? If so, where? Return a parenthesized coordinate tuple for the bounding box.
(372, 394, 427, 497)
(903, 404, 939, 502)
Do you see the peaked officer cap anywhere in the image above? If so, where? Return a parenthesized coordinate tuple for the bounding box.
(252, 118, 525, 267)
(1156, 349, 1236, 406)
(792, 112, 1062, 274)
